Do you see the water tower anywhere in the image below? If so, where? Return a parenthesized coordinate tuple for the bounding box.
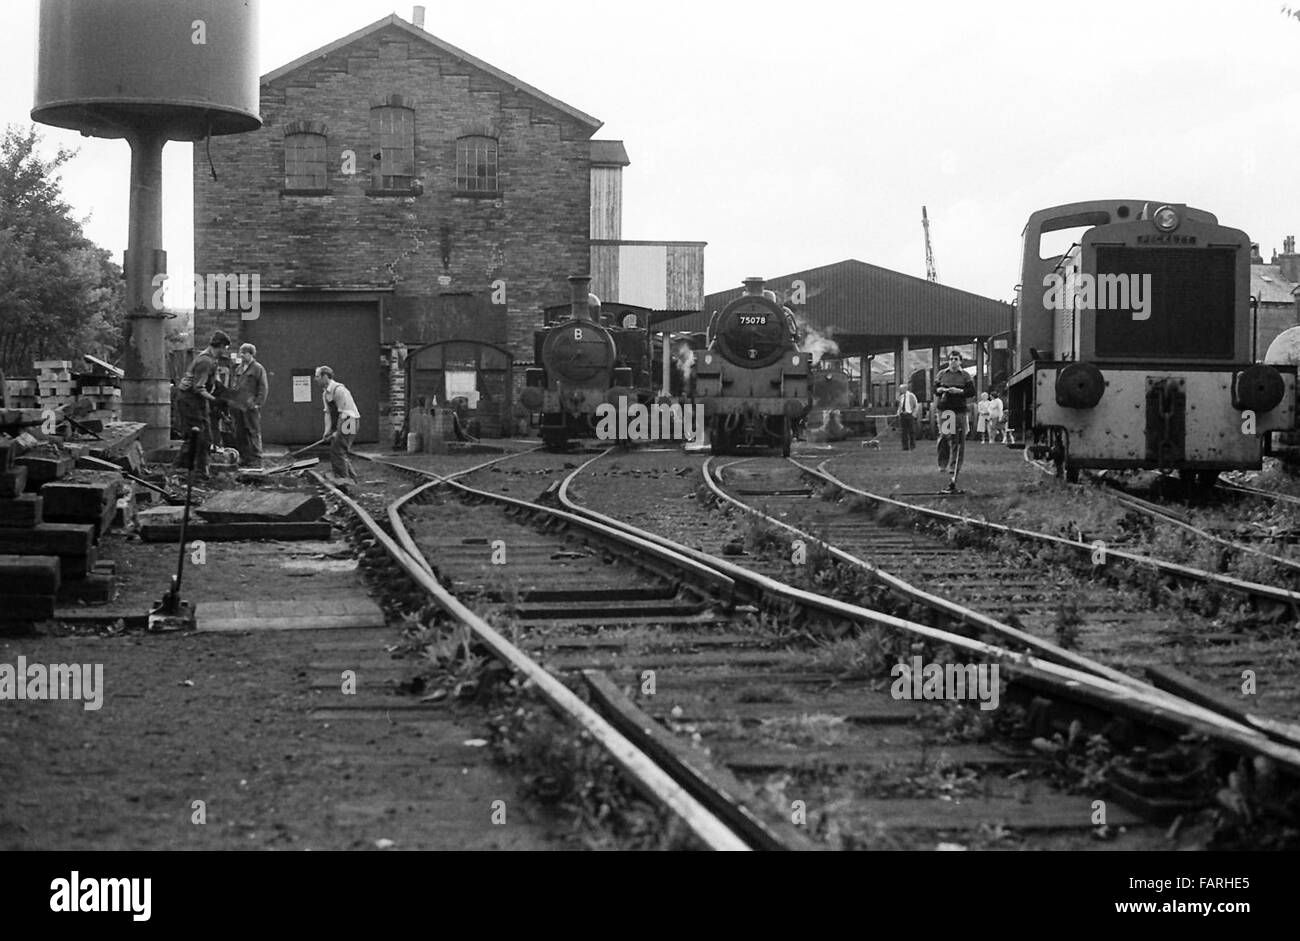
(32, 0, 261, 451)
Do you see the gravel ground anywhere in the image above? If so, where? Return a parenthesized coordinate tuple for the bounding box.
(1, 453, 567, 850)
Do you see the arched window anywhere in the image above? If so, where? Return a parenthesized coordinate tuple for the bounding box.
(370, 104, 415, 192)
(284, 132, 327, 192)
(456, 136, 498, 193)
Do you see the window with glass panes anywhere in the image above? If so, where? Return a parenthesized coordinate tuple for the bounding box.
(370, 106, 415, 191)
(456, 136, 498, 193)
(284, 133, 327, 191)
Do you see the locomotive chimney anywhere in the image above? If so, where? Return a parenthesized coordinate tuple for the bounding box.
(569, 274, 593, 321)
(412, 6, 426, 29)
(1280, 235, 1300, 285)
(742, 277, 765, 297)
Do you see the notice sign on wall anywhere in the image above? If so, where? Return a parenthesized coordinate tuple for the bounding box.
(292, 374, 313, 403)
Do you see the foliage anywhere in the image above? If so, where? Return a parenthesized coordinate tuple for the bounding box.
(0, 125, 124, 375)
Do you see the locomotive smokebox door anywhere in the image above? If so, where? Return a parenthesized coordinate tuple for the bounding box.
(1144, 377, 1187, 467)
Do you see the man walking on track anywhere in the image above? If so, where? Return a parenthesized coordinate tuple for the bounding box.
(315, 365, 360, 483)
(896, 385, 919, 450)
(933, 350, 975, 492)
(231, 343, 268, 467)
(174, 330, 231, 479)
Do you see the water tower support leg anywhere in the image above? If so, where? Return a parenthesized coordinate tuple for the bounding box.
(122, 130, 171, 453)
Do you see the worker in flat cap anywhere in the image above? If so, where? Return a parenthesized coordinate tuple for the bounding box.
(231, 342, 268, 467)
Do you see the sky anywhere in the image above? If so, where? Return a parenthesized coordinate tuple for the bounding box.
(2, 0, 1298, 311)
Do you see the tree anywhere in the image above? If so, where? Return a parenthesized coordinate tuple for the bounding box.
(0, 124, 124, 376)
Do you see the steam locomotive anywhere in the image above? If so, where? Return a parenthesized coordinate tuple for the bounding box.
(695, 277, 811, 456)
(1009, 200, 1297, 482)
(520, 275, 653, 450)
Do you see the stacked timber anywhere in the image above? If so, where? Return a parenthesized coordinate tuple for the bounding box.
(35, 360, 77, 414)
(76, 360, 123, 423)
(0, 439, 58, 631)
(0, 438, 118, 615)
(0, 554, 60, 635)
(2, 378, 40, 410)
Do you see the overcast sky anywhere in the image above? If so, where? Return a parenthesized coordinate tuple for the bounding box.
(2, 0, 1298, 310)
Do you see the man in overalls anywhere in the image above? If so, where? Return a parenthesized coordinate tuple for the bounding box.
(174, 331, 231, 479)
(315, 365, 360, 482)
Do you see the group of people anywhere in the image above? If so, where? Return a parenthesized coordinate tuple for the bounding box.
(172, 330, 361, 483)
(893, 350, 1012, 492)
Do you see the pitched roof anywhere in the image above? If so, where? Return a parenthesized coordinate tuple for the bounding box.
(262, 14, 602, 131)
(660, 258, 1013, 347)
(590, 140, 630, 166)
(1251, 264, 1299, 305)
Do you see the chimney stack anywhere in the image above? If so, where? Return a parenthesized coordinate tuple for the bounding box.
(1251, 242, 1264, 264)
(1279, 235, 1300, 285)
(412, 6, 426, 29)
(569, 275, 594, 321)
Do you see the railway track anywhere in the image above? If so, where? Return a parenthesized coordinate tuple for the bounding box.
(340, 445, 1300, 849)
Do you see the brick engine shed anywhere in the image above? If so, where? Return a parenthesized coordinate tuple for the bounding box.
(193, 12, 608, 444)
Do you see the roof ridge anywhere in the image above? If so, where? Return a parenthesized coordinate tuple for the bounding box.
(261, 14, 601, 131)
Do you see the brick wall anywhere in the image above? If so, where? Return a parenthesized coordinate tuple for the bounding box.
(194, 23, 595, 431)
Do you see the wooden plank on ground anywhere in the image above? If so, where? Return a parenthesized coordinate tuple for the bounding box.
(0, 554, 60, 594)
(40, 481, 116, 518)
(194, 490, 327, 523)
(139, 520, 333, 542)
(196, 596, 385, 632)
(0, 494, 41, 527)
(0, 522, 94, 556)
(15, 454, 75, 483)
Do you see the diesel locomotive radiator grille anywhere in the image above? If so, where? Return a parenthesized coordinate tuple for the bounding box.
(1093, 247, 1235, 360)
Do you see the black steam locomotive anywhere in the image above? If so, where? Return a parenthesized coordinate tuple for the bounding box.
(695, 277, 811, 456)
(520, 275, 653, 450)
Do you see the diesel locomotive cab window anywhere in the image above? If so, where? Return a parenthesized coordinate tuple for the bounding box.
(284, 132, 327, 191)
(1093, 247, 1235, 360)
(370, 106, 415, 192)
(456, 136, 498, 193)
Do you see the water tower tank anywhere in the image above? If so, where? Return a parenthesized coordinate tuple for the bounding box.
(32, 0, 259, 140)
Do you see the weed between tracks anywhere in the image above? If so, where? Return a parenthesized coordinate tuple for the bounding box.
(717, 494, 1300, 849)
(332, 496, 695, 851)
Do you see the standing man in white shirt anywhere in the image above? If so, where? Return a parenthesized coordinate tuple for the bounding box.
(896, 386, 919, 450)
(314, 365, 360, 482)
